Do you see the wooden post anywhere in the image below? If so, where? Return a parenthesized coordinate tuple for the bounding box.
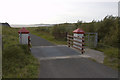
(88, 33, 90, 47)
(28, 36, 31, 51)
(82, 36, 85, 54)
(68, 38, 70, 47)
(95, 33, 98, 48)
(67, 34, 70, 47)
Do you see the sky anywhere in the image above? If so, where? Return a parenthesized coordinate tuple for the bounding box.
(0, 0, 119, 24)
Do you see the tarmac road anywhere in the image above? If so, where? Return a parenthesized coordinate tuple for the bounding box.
(30, 34, 55, 46)
(30, 34, 118, 78)
(39, 58, 118, 78)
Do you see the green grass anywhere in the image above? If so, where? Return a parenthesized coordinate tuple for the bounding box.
(28, 27, 67, 45)
(95, 45, 119, 70)
(2, 27, 39, 78)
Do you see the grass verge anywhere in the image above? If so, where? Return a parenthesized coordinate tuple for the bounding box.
(95, 44, 119, 70)
(28, 27, 67, 45)
(2, 26, 39, 78)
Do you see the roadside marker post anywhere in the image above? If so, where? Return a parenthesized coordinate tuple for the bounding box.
(73, 28, 85, 54)
(18, 27, 31, 51)
(67, 28, 85, 54)
(18, 27, 30, 44)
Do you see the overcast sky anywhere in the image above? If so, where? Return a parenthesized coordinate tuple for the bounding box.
(0, 0, 119, 24)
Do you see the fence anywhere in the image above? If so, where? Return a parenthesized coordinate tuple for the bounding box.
(67, 35, 85, 54)
(84, 33, 98, 48)
(53, 32, 67, 40)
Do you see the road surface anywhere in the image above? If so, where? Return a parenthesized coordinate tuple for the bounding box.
(30, 34, 118, 78)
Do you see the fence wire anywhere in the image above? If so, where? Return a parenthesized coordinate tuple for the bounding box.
(84, 33, 98, 48)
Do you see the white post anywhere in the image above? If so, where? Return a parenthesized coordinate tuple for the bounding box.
(73, 28, 85, 54)
(18, 27, 29, 44)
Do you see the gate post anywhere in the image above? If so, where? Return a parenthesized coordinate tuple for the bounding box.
(18, 27, 30, 44)
(81, 36, 85, 54)
(73, 28, 85, 54)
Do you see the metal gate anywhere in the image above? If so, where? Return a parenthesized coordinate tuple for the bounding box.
(84, 33, 98, 48)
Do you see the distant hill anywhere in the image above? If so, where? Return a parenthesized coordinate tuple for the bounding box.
(11, 24, 56, 27)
